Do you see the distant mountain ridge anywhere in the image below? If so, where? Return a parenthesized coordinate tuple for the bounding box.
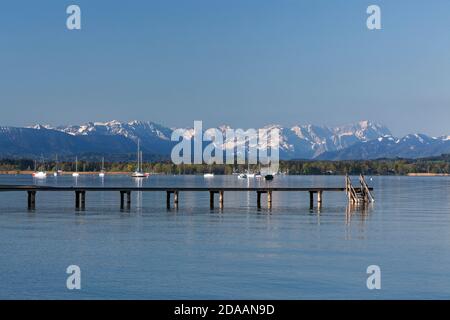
(316, 133, 450, 160)
(0, 120, 449, 160)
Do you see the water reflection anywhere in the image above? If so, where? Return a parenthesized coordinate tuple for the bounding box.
(4, 175, 450, 298)
(134, 177, 143, 212)
(346, 203, 372, 222)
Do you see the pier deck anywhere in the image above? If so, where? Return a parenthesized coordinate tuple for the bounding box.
(0, 184, 373, 210)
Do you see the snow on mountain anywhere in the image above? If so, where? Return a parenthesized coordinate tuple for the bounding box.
(283, 120, 391, 159)
(317, 132, 450, 160)
(56, 120, 171, 141)
(3, 120, 450, 160)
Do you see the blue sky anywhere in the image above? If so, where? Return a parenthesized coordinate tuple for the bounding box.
(1, 0, 450, 136)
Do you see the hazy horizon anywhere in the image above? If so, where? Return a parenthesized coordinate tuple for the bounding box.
(2, 1, 450, 137)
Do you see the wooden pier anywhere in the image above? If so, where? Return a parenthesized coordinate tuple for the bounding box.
(0, 176, 374, 211)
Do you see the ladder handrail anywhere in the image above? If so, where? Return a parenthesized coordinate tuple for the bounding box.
(359, 174, 375, 202)
(345, 175, 359, 203)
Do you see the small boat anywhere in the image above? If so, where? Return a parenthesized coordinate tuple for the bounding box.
(32, 171, 47, 179)
(264, 174, 274, 181)
(203, 163, 215, 178)
(132, 171, 146, 178)
(32, 159, 47, 179)
(237, 173, 247, 179)
(72, 156, 80, 177)
(53, 155, 60, 177)
(99, 157, 106, 178)
(131, 140, 147, 178)
(254, 165, 262, 179)
(246, 173, 255, 178)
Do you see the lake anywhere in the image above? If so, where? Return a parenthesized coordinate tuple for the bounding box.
(0, 174, 449, 299)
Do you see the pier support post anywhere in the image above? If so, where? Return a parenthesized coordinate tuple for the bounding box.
(257, 191, 262, 209)
(126, 191, 131, 209)
(75, 191, 86, 210)
(80, 191, 86, 209)
(27, 191, 36, 210)
(166, 191, 171, 209)
(267, 190, 272, 209)
(219, 190, 224, 209)
(317, 191, 323, 207)
(309, 191, 314, 209)
(174, 191, 179, 208)
(120, 191, 125, 209)
(209, 191, 215, 209)
(119, 191, 131, 210)
(166, 191, 178, 209)
(75, 191, 80, 209)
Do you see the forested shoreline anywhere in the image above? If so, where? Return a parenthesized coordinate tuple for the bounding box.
(1, 155, 450, 175)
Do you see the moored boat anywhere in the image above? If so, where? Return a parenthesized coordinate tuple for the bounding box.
(99, 157, 106, 178)
(72, 156, 80, 177)
(132, 140, 147, 178)
(32, 158, 47, 179)
(32, 171, 47, 179)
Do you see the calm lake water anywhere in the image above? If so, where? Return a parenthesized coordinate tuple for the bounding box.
(0, 174, 449, 299)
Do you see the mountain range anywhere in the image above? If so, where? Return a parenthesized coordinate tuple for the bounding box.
(0, 120, 449, 161)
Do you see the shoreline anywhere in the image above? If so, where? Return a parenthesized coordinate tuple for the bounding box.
(0, 171, 449, 177)
(406, 173, 450, 176)
(0, 171, 131, 176)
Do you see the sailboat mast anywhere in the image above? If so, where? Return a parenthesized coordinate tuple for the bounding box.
(137, 139, 140, 172)
(40, 155, 45, 172)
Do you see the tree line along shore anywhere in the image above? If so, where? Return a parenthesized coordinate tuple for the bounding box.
(1, 156, 450, 175)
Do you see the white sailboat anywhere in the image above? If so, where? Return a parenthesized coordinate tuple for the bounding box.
(132, 140, 146, 178)
(254, 164, 262, 179)
(203, 163, 215, 178)
(32, 157, 47, 179)
(99, 157, 106, 178)
(72, 156, 80, 177)
(53, 155, 58, 177)
(33, 171, 47, 179)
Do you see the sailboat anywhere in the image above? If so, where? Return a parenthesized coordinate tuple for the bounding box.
(254, 164, 262, 179)
(53, 154, 62, 177)
(246, 163, 255, 178)
(236, 163, 247, 179)
(203, 163, 215, 178)
(53, 155, 58, 177)
(131, 140, 146, 178)
(72, 156, 80, 177)
(99, 157, 106, 178)
(264, 166, 274, 181)
(32, 158, 47, 179)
